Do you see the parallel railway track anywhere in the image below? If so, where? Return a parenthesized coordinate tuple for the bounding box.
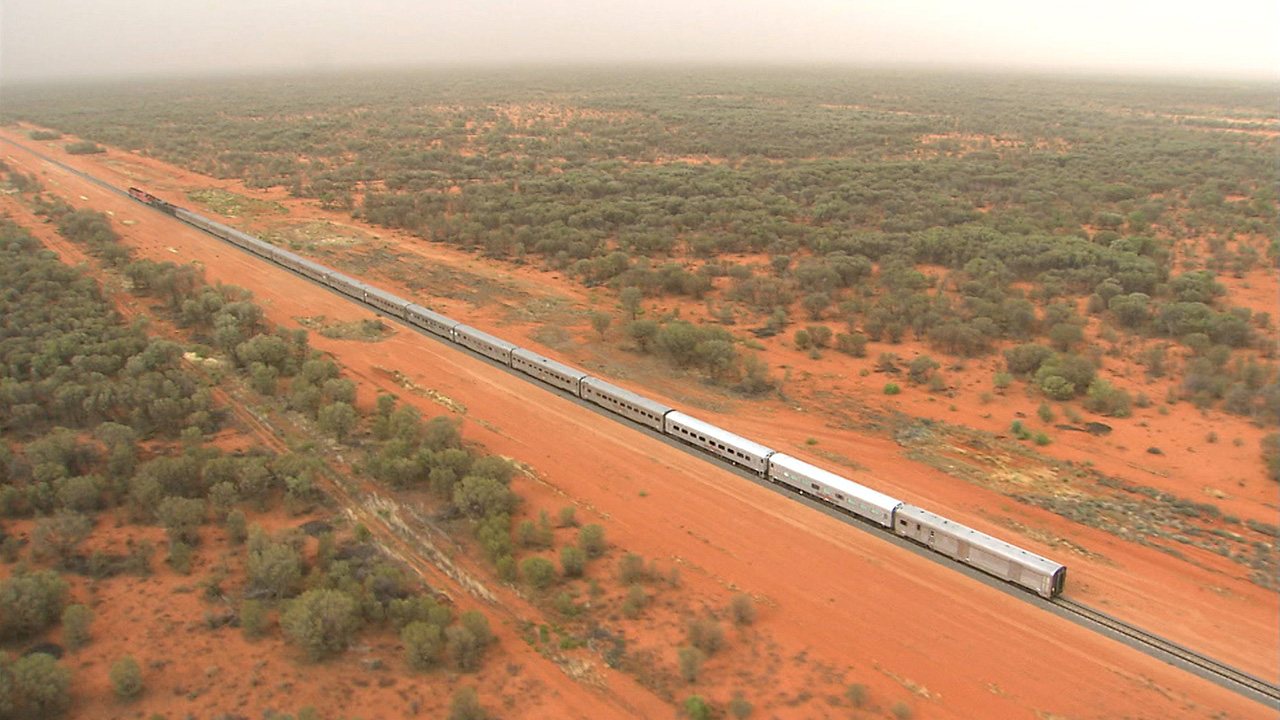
(1053, 597, 1279, 705)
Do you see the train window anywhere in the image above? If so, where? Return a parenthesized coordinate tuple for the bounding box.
(810, 483, 819, 490)
(836, 494, 843, 501)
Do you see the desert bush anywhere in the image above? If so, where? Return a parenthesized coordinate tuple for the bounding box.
(891, 701, 915, 719)
(683, 695, 712, 720)
(240, 599, 268, 638)
(846, 683, 868, 708)
(687, 618, 725, 656)
(557, 505, 577, 527)
(907, 355, 938, 384)
(579, 524, 606, 558)
(109, 655, 143, 700)
(835, 332, 868, 357)
(621, 584, 648, 618)
(402, 621, 444, 670)
(4, 652, 72, 717)
(728, 593, 756, 626)
(1083, 380, 1132, 417)
(560, 545, 586, 578)
(157, 496, 205, 545)
(1037, 403, 1055, 422)
(64, 140, 105, 155)
(0, 570, 68, 640)
(446, 625, 486, 672)
(678, 646, 706, 683)
(617, 553, 647, 584)
(883, 383, 901, 395)
(1003, 343, 1053, 375)
(247, 541, 303, 600)
(281, 589, 360, 660)
(520, 557, 556, 591)
(61, 604, 93, 649)
(448, 687, 487, 720)
(453, 475, 518, 519)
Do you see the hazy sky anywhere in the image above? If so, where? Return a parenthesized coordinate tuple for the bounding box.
(1, 0, 1276, 82)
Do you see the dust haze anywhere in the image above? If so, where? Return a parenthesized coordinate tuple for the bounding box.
(1, 0, 1276, 82)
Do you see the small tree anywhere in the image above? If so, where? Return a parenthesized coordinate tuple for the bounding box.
(619, 287, 644, 321)
(557, 505, 577, 528)
(578, 524, 606, 558)
(678, 646, 706, 683)
(687, 618, 725, 655)
(9, 652, 72, 717)
(590, 311, 612, 340)
(520, 557, 556, 591)
(683, 695, 712, 720)
(240, 599, 268, 638)
(728, 593, 756, 626)
(402, 621, 444, 671)
(445, 625, 486, 672)
(560, 545, 586, 578)
(281, 589, 360, 660)
(62, 604, 93, 649)
(317, 402, 357, 442)
(109, 655, 143, 700)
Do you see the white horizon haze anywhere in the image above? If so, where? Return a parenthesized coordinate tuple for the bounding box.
(1, 0, 1277, 83)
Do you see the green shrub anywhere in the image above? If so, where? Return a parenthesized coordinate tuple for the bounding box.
(1083, 380, 1132, 418)
(683, 695, 712, 720)
(64, 140, 105, 155)
(520, 557, 556, 590)
(678, 646, 706, 683)
(281, 589, 360, 660)
(846, 683, 868, 708)
(402, 621, 444, 671)
(1037, 403, 1055, 423)
(578, 524, 606, 558)
(729, 593, 756, 626)
(560, 545, 586, 578)
(1033, 432, 1052, 446)
(883, 383, 901, 395)
(61, 604, 93, 649)
(7, 652, 72, 716)
(110, 655, 143, 700)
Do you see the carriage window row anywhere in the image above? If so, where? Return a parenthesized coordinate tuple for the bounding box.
(590, 392, 660, 422)
(674, 426, 752, 460)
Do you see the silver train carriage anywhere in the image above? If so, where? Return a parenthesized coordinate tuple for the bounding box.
(663, 411, 775, 474)
(453, 324, 518, 364)
(768, 453, 901, 528)
(405, 304, 459, 340)
(510, 348, 589, 395)
(579, 377, 672, 432)
(893, 504, 1066, 598)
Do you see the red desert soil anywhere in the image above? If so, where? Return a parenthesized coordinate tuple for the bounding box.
(2, 128, 1276, 719)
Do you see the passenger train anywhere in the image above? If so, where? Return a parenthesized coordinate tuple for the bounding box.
(128, 187, 1067, 599)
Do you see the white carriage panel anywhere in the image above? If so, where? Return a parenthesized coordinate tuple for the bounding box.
(664, 411, 774, 473)
(579, 377, 671, 431)
(767, 454, 900, 527)
(454, 325, 516, 363)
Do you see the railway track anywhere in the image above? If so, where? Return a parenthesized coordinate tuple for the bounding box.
(1053, 597, 1280, 704)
